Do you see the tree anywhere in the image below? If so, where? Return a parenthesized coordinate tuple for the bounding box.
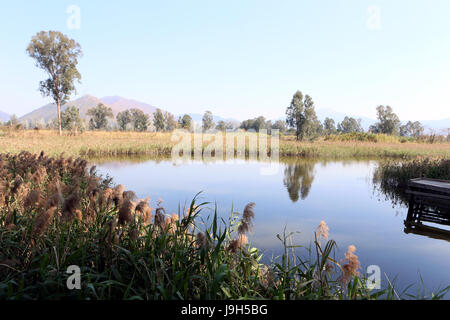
(61, 106, 84, 134)
(164, 111, 177, 131)
(369, 105, 401, 135)
(130, 109, 150, 132)
(286, 92, 321, 140)
(6, 115, 19, 127)
(87, 103, 113, 130)
(27, 31, 82, 136)
(202, 111, 215, 131)
(216, 120, 227, 131)
(153, 108, 165, 132)
(286, 91, 304, 140)
(179, 114, 193, 131)
(399, 121, 424, 137)
(302, 95, 322, 139)
(116, 110, 132, 131)
(337, 117, 363, 133)
(323, 117, 337, 134)
(272, 120, 287, 134)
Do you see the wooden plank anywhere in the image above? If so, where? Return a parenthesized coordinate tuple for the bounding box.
(409, 178, 450, 194)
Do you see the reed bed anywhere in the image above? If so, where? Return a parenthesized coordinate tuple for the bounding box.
(1, 151, 447, 300)
(373, 157, 450, 205)
(1, 129, 449, 159)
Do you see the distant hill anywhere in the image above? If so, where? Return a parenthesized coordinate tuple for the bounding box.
(100, 96, 158, 115)
(19, 95, 164, 124)
(0, 110, 10, 122)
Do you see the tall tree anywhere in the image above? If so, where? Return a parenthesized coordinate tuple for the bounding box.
(87, 103, 113, 130)
(338, 116, 363, 133)
(27, 31, 82, 136)
(286, 91, 305, 140)
(202, 111, 215, 131)
(369, 105, 401, 135)
(164, 111, 177, 131)
(130, 109, 150, 132)
(116, 110, 132, 131)
(153, 108, 165, 132)
(323, 117, 337, 134)
(399, 121, 424, 137)
(179, 114, 193, 131)
(302, 95, 322, 139)
(61, 106, 84, 134)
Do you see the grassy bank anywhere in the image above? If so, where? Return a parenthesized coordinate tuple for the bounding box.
(1, 129, 449, 159)
(1, 152, 447, 300)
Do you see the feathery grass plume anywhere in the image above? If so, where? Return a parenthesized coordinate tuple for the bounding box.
(112, 184, 125, 208)
(260, 265, 275, 290)
(154, 207, 166, 229)
(24, 189, 41, 208)
(118, 199, 136, 225)
(316, 220, 329, 241)
(11, 175, 24, 195)
(31, 166, 47, 185)
(123, 190, 137, 201)
(166, 213, 179, 234)
(33, 206, 57, 236)
(135, 197, 152, 225)
(238, 202, 255, 235)
(340, 245, 362, 284)
(61, 193, 80, 222)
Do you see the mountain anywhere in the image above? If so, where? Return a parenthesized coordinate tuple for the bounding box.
(421, 118, 450, 133)
(19, 95, 162, 124)
(0, 111, 10, 122)
(100, 96, 158, 115)
(19, 95, 104, 123)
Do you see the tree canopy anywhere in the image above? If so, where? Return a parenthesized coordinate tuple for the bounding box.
(27, 31, 82, 135)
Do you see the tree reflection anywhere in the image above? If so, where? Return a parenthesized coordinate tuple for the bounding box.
(283, 162, 316, 202)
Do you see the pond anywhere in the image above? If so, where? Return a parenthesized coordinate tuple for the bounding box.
(91, 156, 450, 296)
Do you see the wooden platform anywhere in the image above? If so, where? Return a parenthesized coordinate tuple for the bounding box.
(404, 177, 450, 240)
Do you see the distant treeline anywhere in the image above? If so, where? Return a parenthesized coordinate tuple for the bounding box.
(4, 91, 450, 142)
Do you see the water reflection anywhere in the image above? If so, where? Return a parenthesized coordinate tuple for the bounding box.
(283, 162, 315, 202)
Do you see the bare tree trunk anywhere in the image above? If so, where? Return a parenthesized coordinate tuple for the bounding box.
(57, 99, 62, 136)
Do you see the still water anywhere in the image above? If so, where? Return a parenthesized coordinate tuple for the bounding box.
(92, 156, 450, 295)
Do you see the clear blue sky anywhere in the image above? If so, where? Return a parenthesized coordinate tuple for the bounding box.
(1, 0, 449, 121)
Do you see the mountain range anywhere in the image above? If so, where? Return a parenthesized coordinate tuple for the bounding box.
(13, 95, 450, 132)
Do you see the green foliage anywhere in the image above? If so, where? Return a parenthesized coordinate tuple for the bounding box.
(179, 114, 193, 131)
(87, 103, 113, 130)
(163, 111, 177, 132)
(130, 109, 150, 132)
(323, 117, 337, 135)
(202, 111, 215, 131)
(116, 110, 132, 131)
(370, 105, 401, 135)
(400, 121, 424, 138)
(153, 109, 165, 132)
(286, 91, 321, 140)
(337, 117, 363, 134)
(26, 31, 82, 135)
(61, 106, 84, 133)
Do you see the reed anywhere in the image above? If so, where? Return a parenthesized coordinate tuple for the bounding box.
(1, 129, 449, 159)
(0, 152, 448, 300)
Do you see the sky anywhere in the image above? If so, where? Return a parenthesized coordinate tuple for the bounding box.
(0, 0, 450, 121)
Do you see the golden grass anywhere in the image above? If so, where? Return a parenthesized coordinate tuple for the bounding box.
(1, 129, 449, 159)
